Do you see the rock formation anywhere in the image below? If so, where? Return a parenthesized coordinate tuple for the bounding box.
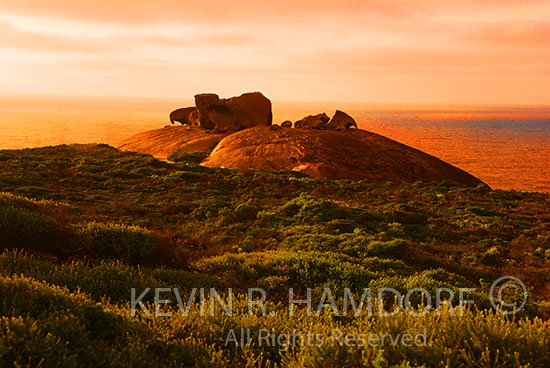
(169, 92, 272, 133)
(169, 107, 200, 126)
(200, 126, 486, 186)
(121, 92, 487, 187)
(220, 92, 272, 131)
(326, 110, 358, 130)
(294, 113, 330, 129)
(293, 110, 357, 130)
(118, 127, 230, 160)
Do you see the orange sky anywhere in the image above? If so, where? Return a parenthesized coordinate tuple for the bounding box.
(0, 0, 548, 104)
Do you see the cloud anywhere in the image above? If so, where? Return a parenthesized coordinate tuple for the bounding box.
(0, 0, 421, 24)
(296, 45, 549, 75)
(0, 0, 548, 25)
(0, 16, 261, 58)
(466, 21, 550, 49)
(0, 20, 107, 52)
(0, 0, 548, 104)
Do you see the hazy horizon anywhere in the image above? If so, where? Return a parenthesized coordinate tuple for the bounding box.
(2, 92, 550, 111)
(1, 94, 548, 192)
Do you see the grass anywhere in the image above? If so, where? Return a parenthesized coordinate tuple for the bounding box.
(0, 143, 549, 367)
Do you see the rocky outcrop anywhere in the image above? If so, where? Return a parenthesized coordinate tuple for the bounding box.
(169, 107, 200, 126)
(123, 93, 485, 186)
(190, 92, 272, 133)
(118, 126, 230, 160)
(194, 94, 230, 130)
(169, 92, 272, 132)
(200, 126, 486, 186)
(293, 111, 357, 130)
(224, 92, 272, 130)
(326, 110, 358, 130)
(294, 113, 330, 129)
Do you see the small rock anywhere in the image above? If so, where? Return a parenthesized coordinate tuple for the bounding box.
(325, 110, 358, 130)
(294, 113, 330, 129)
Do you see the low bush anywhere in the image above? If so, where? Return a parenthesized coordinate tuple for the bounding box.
(0, 250, 222, 303)
(167, 151, 208, 164)
(0, 193, 75, 256)
(277, 193, 340, 222)
(76, 222, 159, 264)
(1, 145, 550, 366)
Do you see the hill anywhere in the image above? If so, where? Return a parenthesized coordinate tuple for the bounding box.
(202, 126, 485, 186)
(118, 126, 229, 159)
(1, 144, 549, 367)
(119, 126, 485, 186)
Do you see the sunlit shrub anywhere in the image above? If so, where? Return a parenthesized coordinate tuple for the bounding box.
(0, 251, 222, 303)
(278, 193, 339, 222)
(167, 151, 208, 164)
(0, 193, 70, 254)
(77, 222, 158, 264)
(196, 251, 379, 295)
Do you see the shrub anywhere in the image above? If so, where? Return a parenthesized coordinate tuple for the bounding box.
(280, 226, 400, 258)
(196, 251, 379, 295)
(326, 218, 358, 233)
(0, 251, 222, 304)
(77, 222, 158, 264)
(277, 193, 340, 222)
(167, 151, 208, 164)
(0, 274, 222, 367)
(0, 193, 73, 255)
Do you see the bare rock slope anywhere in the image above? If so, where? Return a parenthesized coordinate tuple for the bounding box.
(118, 127, 229, 160)
(200, 126, 484, 186)
(120, 91, 484, 186)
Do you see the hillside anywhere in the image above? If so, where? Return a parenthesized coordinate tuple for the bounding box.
(0, 144, 549, 367)
(118, 126, 230, 159)
(119, 125, 485, 186)
(202, 126, 484, 186)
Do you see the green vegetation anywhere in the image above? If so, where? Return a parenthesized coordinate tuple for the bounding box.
(167, 151, 209, 164)
(1, 144, 549, 367)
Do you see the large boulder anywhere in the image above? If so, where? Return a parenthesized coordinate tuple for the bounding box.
(326, 110, 358, 130)
(225, 92, 272, 128)
(194, 92, 272, 133)
(281, 120, 292, 128)
(294, 113, 330, 129)
(194, 94, 230, 130)
(170, 107, 200, 126)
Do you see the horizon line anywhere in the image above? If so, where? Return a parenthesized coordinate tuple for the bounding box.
(1, 91, 549, 110)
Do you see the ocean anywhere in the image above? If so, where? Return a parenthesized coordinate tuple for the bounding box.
(1, 95, 548, 192)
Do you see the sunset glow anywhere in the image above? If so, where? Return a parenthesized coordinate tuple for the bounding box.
(0, 0, 549, 104)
